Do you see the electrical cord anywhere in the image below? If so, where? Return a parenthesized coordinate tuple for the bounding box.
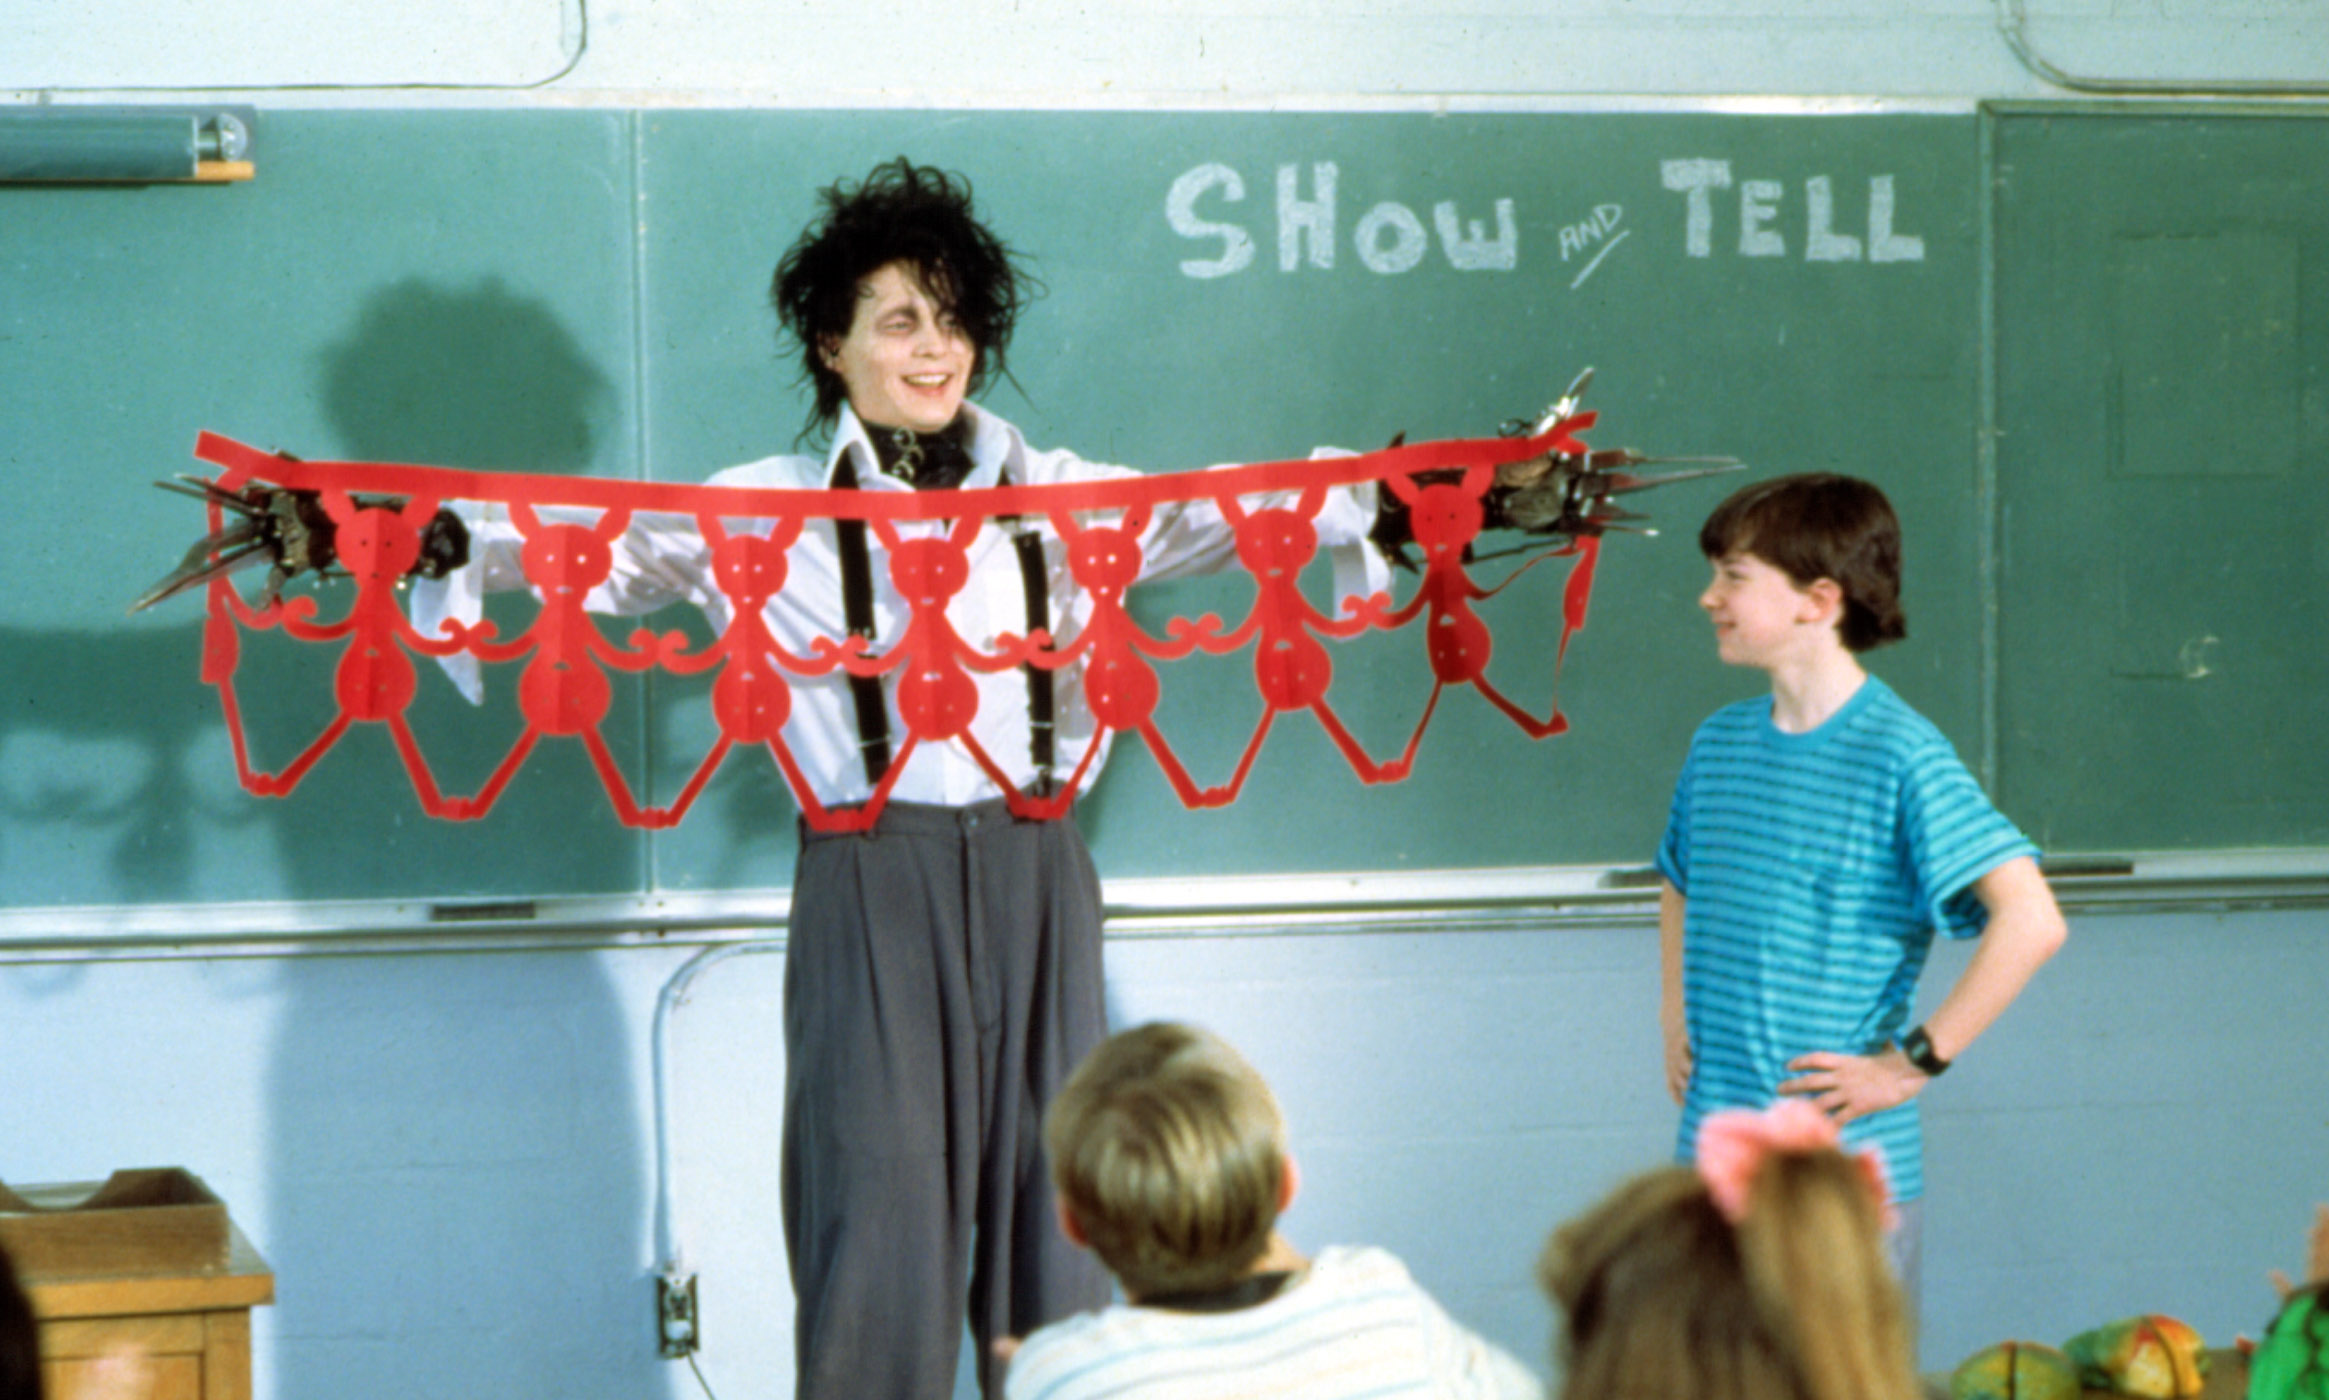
(684, 1349, 721, 1400)
(1994, 0, 2329, 97)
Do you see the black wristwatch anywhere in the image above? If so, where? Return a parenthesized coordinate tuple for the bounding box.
(1900, 1025, 1951, 1077)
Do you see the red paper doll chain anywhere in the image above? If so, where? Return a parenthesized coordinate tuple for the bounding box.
(187, 420, 1600, 831)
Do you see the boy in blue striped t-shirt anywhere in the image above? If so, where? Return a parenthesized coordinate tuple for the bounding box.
(1655, 473, 2067, 1298)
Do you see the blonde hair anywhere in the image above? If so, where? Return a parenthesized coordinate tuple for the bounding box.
(1043, 1022, 1287, 1299)
(1540, 1151, 1917, 1400)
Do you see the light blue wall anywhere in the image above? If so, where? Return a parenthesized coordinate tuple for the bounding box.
(10, 0, 2328, 101)
(7, 904, 2324, 1397)
(4, 945, 670, 1397)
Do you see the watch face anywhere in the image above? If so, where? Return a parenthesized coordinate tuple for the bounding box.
(1904, 1029, 1947, 1075)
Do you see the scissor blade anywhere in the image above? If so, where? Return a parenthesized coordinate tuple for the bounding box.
(162, 520, 261, 573)
(1527, 367, 1598, 436)
(152, 475, 264, 516)
(1592, 458, 1745, 495)
(1553, 366, 1594, 413)
(129, 538, 271, 614)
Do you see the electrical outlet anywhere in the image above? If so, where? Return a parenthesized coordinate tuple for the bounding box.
(657, 1271, 700, 1359)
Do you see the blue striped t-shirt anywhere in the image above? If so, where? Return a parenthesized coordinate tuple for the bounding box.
(1655, 675, 2036, 1202)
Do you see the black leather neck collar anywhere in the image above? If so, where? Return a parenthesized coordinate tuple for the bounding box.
(865, 417, 974, 490)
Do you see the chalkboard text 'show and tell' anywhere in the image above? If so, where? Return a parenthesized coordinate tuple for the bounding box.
(1660, 160, 1925, 262)
(1167, 162, 1518, 279)
(1165, 160, 1924, 281)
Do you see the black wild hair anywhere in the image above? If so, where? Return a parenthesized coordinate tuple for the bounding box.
(770, 157, 1031, 439)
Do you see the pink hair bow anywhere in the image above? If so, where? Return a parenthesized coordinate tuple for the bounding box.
(1695, 1098, 1899, 1229)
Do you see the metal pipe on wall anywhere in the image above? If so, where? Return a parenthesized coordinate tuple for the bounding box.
(0, 107, 252, 182)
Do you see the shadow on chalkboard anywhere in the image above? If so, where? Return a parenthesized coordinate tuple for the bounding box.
(261, 277, 657, 1400)
(0, 621, 239, 905)
(322, 276, 614, 472)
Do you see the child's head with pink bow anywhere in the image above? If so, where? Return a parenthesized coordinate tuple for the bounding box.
(1539, 1099, 1917, 1400)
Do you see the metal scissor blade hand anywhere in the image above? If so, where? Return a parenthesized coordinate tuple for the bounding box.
(1517, 367, 1598, 438)
(129, 532, 272, 614)
(1573, 505, 1659, 538)
(165, 518, 261, 571)
(151, 475, 263, 516)
(1588, 457, 1745, 495)
(1548, 366, 1595, 420)
(1584, 448, 1690, 472)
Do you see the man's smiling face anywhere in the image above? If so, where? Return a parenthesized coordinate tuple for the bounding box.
(823, 260, 975, 435)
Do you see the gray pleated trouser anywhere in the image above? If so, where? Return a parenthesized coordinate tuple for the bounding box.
(783, 798, 1112, 1400)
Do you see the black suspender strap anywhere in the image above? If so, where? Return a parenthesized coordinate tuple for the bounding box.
(832, 456, 893, 786)
(830, 451, 1058, 795)
(1009, 522, 1057, 788)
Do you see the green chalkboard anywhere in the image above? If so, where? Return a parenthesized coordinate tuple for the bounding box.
(636, 110, 1986, 888)
(1991, 108, 2329, 852)
(1, 112, 648, 910)
(4, 107, 1993, 913)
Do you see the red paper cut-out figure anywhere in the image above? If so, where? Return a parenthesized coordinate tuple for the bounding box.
(654, 511, 865, 829)
(1376, 463, 1577, 753)
(1185, 487, 1398, 805)
(455, 503, 672, 824)
(217, 488, 474, 814)
(1025, 506, 1207, 812)
(833, 513, 1049, 827)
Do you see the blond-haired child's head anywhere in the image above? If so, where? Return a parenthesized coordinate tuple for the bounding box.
(1043, 1022, 1290, 1300)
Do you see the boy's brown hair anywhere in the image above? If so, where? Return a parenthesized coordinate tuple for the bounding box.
(1043, 1022, 1287, 1299)
(1699, 473, 1907, 653)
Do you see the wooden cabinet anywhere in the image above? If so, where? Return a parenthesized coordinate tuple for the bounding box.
(6, 1173, 273, 1400)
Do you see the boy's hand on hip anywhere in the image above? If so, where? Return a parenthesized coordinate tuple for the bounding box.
(1779, 1046, 1928, 1124)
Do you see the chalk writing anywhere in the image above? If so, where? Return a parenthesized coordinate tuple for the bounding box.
(1558, 205, 1623, 262)
(1166, 163, 1257, 278)
(1435, 200, 1518, 271)
(1167, 161, 1518, 279)
(1659, 161, 1925, 263)
(1355, 200, 1428, 273)
(1167, 158, 1923, 281)
(1279, 162, 1336, 271)
(1558, 204, 1629, 289)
